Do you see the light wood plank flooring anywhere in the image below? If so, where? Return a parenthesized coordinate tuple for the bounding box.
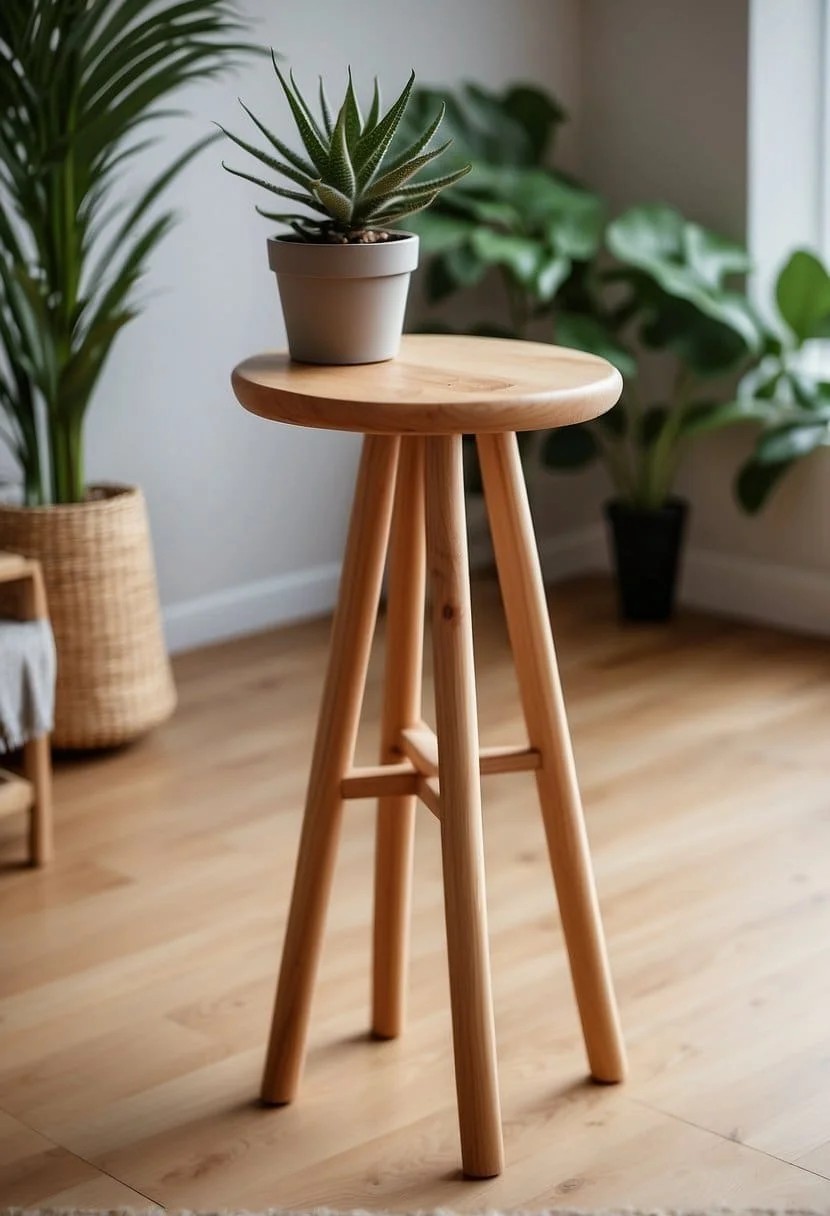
(1, 576, 829, 1210)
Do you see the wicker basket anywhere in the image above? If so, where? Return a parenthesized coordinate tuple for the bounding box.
(0, 483, 176, 749)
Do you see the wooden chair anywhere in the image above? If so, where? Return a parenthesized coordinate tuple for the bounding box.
(0, 551, 54, 866)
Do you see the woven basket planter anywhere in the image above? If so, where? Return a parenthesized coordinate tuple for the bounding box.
(0, 483, 176, 749)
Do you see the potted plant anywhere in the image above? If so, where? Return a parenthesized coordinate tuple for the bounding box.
(542, 205, 763, 621)
(0, 0, 256, 748)
(220, 60, 471, 364)
(406, 87, 765, 621)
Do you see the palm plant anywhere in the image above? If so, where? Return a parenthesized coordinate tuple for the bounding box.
(220, 63, 471, 242)
(0, 0, 256, 505)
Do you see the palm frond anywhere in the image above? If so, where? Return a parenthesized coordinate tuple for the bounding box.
(0, 0, 258, 503)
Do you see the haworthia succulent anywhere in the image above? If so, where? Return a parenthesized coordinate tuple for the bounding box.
(222, 63, 470, 239)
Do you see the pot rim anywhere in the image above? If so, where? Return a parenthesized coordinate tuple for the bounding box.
(0, 482, 139, 515)
(269, 229, 417, 246)
(604, 495, 689, 519)
(267, 230, 419, 279)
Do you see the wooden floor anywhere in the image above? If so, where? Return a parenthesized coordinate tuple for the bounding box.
(1, 575, 830, 1210)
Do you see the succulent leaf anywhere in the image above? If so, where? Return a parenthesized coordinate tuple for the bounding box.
(387, 164, 472, 199)
(289, 68, 327, 143)
(272, 54, 328, 172)
(383, 104, 445, 175)
(369, 191, 439, 227)
(363, 139, 451, 200)
(223, 66, 468, 239)
(237, 99, 317, 178)
(365, 78, 382, 131)
(355, 69, 416, 185)
(218, 126, 315, 190)
(328, 100, 357, 200)
(221, 163, 327, 212)
(344, 68, 363, 144)
(318, 77, 333, 138)
(313, 181, 354, 224)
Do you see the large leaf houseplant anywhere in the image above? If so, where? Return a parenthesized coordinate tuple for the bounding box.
(221, 62, 470, 364)
(407, 82, 772, 622)
(543, 204, 764, 620)
(0, 0, 254, 747)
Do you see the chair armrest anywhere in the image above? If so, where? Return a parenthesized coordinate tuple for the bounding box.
(0, 551, 48, 620)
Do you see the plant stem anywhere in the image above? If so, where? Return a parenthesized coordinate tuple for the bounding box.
(594, 428, 636, 500)
(49, 415, 85, 503)
(644, 361, 696, 509)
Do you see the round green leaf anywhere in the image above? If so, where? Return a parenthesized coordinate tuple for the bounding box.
(501, 84, 567, 164)
(775, 250, 830, 345)
(682, 224, 752, 286)
(470, 228, 541, 285)
(607, 204, 685, 267)
(608, 204, 761, 356)
(735, 459, 792, 513)
(535, 255, 571, 303)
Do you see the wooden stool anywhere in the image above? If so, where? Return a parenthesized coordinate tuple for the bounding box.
(232, 334, 627, 1178)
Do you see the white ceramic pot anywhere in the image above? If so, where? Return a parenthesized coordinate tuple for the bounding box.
(267, 232, 419, 365)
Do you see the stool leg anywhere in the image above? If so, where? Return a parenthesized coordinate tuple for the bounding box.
(372, 437, 426, 1039)
(24, 733, 53, 866)
(261, 434, 401, 1104)
(477, 431, 627, 1084)
(426, 434, 504, 1179)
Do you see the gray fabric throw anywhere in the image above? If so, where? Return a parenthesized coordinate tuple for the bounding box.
(0, 618, 56, 753)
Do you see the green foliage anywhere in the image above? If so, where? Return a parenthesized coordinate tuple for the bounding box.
(726, 249, 830, 512)
(401, 82, 600, 334)
(775, 250, 830, 343)
(221, 65, 471, 240)
(540, 200, 762, 510)
(606, 205, 761, 373)
(405, 81, 765, 511)
(0, 0, 256, 505)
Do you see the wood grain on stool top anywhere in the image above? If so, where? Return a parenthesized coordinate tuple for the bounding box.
(231, 334, 622, 434)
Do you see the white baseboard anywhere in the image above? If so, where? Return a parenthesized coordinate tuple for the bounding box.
(537, 521, 830, 638)
(681, 547, 830, 637)
(163, 523, 829, 655)
(163, 561, 341, 654)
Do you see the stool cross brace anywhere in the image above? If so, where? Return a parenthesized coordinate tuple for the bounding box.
(259, 430, 626, 1179)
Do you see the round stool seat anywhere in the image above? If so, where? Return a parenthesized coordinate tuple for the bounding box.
(232, 333, 622, 435)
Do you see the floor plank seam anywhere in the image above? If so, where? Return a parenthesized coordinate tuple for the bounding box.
(631, 1096, 830, 1185)
(0, 1100, 165, 1210)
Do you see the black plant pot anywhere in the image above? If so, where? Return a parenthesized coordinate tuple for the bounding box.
(604, 498, 689, 623)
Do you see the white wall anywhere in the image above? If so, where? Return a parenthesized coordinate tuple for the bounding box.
(75, 0, 582, 651)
